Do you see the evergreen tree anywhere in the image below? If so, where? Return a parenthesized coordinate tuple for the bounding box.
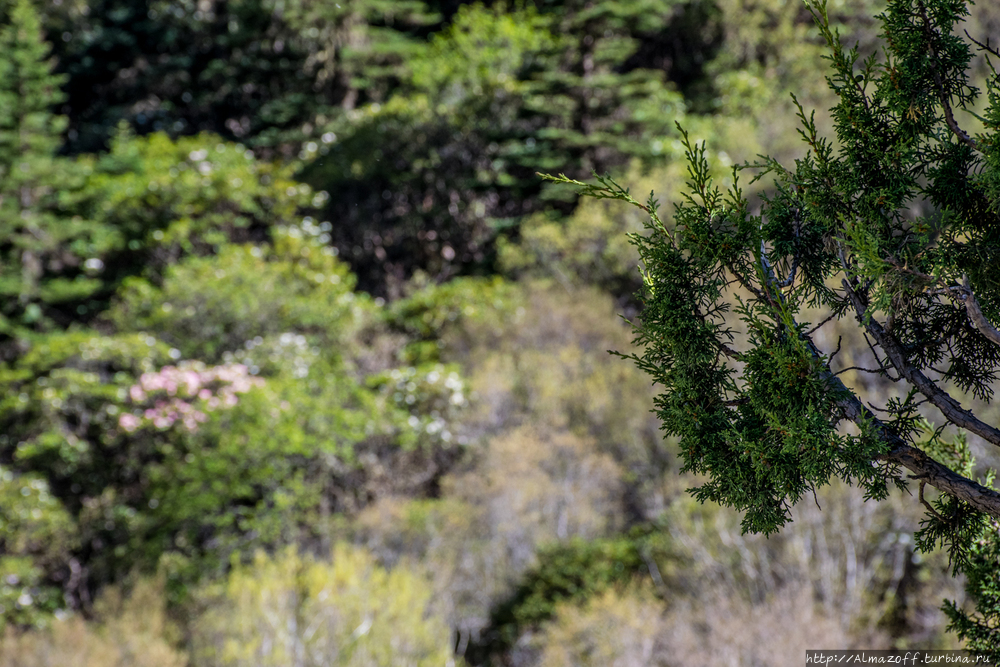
(305, 0, 720, 294)
(0, 0, 80, 341)
(0, 0, 65, 163)
(46, 0, 444, 154)
(554, 0, 1000, 654)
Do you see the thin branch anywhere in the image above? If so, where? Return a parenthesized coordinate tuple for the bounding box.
(954, 276, 1000, 348)
(777, 253, 799, 289)
(828, 335, 843, 366)
(835, 365, 896, 377)
(965, 31, 1000, 64)
(716, 342, 742, 361)
(806, 310, 840, 336)
(780, 207, 804, 289)
(919, 480, 947, 522)
(862, 331, 889, 372)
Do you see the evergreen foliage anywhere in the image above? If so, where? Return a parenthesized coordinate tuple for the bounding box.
(47, 0, 444, 153)
(551, 0, 1000, 655)
(0, 0, 77, 340)
(304, 0, 711, 292)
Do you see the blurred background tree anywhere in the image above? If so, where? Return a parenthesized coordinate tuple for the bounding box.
(0, 0, 998, 664)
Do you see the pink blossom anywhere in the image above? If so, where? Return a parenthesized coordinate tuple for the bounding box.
(118, 413, 140, 432)
(123, 361, 265, 433)
(182, 371, 200, 395)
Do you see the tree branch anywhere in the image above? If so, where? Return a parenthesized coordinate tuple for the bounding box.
(756, 222, 1000, 516)
(842, 279, 1000, 448)
(916, 0, 979, 152)
(886, 257, 1000, 348)
(803, 335, 1000, 518)
(955, 276, 1000, 348)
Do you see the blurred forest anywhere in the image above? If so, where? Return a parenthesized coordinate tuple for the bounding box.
(1, 0, 999, 664)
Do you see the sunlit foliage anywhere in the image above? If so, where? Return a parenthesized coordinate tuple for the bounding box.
(191, 545, 454, 667)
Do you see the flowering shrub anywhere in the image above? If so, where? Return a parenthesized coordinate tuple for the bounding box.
(372, 364, 468, 447)
(119, 362, 264, 432)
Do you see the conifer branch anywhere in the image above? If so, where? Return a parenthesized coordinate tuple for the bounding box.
(766, 246, 1000, 516)
(885, 258, 1000, 349)
(799, 333, 1000, 519)
(842, 279, 1000, 448)
(915, 0, 979, 152)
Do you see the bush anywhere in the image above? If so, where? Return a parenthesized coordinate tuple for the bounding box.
(0, 577, 185, 667)
(191, 545, 455, 667)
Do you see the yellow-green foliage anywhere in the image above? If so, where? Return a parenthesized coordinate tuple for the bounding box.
(498, 166, 660, 292)
(191, 545, 455, 667)
(354, 427, 626, 641)
(537, 586, 667, 667)
(0, 577, 185, 667)
(447, 427, 625, 558)
(81, 128, 312, 251)
(456, 282, 669, 506)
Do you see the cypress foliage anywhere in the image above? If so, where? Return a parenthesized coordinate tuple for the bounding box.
(551, 0, 1000, 654)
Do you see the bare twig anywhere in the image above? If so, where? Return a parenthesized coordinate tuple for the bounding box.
(965, 31, 1000, 62)
(835, 365, 897, 378)
(919, 480, 947, 522)
(828, 335, 843, 366)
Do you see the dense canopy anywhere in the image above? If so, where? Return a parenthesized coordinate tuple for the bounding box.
(2, 0, 1000, 663)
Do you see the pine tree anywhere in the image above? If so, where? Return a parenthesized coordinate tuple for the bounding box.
(0, 0, 76, 340)
(0, 0, 65, 164)
(552, 0, 1000, 654)
(305, 0, 720, 294)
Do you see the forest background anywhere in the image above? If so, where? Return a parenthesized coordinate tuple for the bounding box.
(1, 0, 999, 665)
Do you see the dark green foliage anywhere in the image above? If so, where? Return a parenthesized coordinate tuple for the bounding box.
(553, 0, 1000, 653)
(35, 0, 723, 293)
(0, 0, 78, 340)
(0, 3, 310, 351)
(301, 0, 717, 293)
(468, 525, 674, 664)
(47, 0, 442, 154)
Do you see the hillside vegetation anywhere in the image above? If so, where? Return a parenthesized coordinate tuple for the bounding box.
(2, 0, 999, 664)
